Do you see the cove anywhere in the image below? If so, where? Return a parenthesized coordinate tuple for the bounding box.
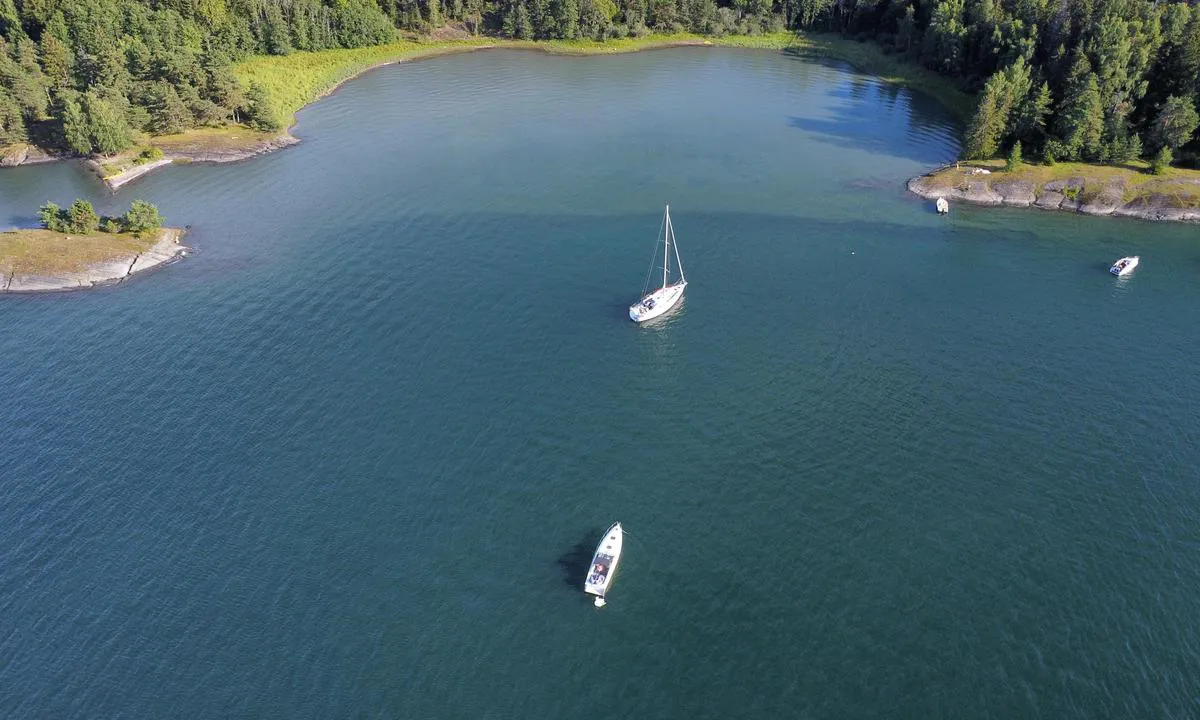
(1, 49, 1199, 719)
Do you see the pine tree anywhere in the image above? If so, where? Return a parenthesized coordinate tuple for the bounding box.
(242, 83, 281, 132)
(1150, 145, 1172, 174)
(1006, 140, 1022, 170)
(39, 33, 72, 92)
(81, 92, 134, 156)
(59, 92, 93, 155)
(39, 202, 64, 232)
(1053, 53, 1103, 161)
(896, 6, 917, 58)
(515, 2, 534, 37)
(963, 70, 1009, 159)
(922, 0, 967, 75)
(122, 200, 164, 237)
(1150, 95, 1200, 153)
(67, 199, 99, 234)
(1012, 81, 1052, 151)
(0, 86, 25, 145)
(148, 82, 193, 135)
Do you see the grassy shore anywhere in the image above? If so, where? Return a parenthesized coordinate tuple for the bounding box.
(231, 31, 967, 130)
(0, 228, 160, 275)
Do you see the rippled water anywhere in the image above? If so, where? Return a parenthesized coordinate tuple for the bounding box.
(2, 49, 1199, 719)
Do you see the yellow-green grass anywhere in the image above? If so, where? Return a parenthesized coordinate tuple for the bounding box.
(924, 158, 1200, 207)
(232, 34, 713, 129)
(0, 229, 159, 275)
(98, 143, 164, 176)
(149, 126, 279, 155)
(232, 31, 962, 131)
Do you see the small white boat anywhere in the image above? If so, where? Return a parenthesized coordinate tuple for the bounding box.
(630, 206, 686, 322)
(936, 197, 949, 214)
(1110, 256, 1139, 276)
(584, 522, 623, 607)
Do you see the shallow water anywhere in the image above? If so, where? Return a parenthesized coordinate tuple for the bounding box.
(2, 49, 1199, 719)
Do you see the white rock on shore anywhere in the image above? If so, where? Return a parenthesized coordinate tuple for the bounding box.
(2, 228, 188, 294)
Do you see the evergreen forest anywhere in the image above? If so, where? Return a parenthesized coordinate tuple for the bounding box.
(1, 0, 1199, 166)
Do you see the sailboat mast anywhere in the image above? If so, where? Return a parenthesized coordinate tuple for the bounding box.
(663, 205, 670, 289)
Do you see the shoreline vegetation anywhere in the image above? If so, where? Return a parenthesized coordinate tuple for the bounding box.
(2, 32, 974, 180)
(2, 28, 1199, 222)
(6, 31, 978, 190)
(908, 160, 1200, 222)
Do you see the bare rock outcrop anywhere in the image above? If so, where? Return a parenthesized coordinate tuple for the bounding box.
(908, 167, 1200, 223)
(1, 144, 61, 167)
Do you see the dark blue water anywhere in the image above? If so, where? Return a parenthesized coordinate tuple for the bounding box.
(2, 49, 1199, 719)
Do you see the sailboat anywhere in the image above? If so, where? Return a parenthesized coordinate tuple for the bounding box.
(584, 522, 624, 608)
(629, 205, 687, 322)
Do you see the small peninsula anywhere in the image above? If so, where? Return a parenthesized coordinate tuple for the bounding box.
(908, 161, 1200, 223)
(0, 201, 186, 293)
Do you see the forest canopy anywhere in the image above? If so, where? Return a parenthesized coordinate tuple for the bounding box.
(1, 0, 1199, 166)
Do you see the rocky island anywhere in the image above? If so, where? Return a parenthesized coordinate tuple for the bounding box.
(0, 200, 186, 293)
(908, 161, 1200, 223)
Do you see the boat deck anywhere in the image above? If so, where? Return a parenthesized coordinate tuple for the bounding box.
(586, 552, 614, 590)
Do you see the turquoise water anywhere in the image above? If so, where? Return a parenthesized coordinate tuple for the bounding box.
(2, 49, 1199, 718)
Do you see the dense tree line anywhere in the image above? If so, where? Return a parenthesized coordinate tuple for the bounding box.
(2, 0, 1200, 167)
(0, 0, 396, 153)
(39, 198, 163, 235)
(791, 0, 1200, 166)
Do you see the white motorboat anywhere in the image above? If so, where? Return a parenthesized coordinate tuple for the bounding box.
(630, 206, 687, 322)
(936, 197, 949, 214)
(1110, 256, 1139, 276)
(584, 522, 623, 607)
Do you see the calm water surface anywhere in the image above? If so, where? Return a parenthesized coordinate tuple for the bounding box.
(2, 49, 1199, 719)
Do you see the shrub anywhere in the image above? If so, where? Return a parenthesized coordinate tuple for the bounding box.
(137, 146, 164, 164)
(122, 200, 164, 237)
(1151, 146, 1173, 175)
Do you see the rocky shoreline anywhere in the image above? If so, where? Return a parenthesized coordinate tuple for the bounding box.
(1, 228, 188, 293)
(908, 166, 1200, 223)
(0, 143, 63, 167)
(95, 134, 300, 190)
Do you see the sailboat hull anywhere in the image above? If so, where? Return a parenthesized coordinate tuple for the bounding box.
(629, 281, 686, 322)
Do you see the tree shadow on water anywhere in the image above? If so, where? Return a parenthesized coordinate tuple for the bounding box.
(4, 214, 40, 230)
(785, 76, 960, 164)
(557, 528, 601, 593)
